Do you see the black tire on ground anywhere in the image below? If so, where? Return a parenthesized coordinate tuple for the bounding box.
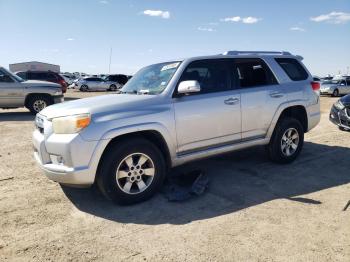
(96, 137, 166, 205)
(27, 95, 52, 114)
(339, 126, 350, 132)
(109, 84, 117, 91)
(332, 89, 339, 97)
(267, 117, 304, 164)
(80, 85, 88, 92)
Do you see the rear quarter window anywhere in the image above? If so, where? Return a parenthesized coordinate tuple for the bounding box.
(275, 58, 308, 81)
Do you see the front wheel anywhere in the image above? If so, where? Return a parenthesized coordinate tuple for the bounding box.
(27, 95, 52, 114)
(268, 117, 304, 164)
(80, 85, 88, 92)
(96, 138, 166, 205)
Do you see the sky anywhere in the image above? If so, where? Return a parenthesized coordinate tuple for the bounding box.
(0, 0, 349, 76)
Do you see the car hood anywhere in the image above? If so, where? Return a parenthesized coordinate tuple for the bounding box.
(24, 80, 60, 87)
(39, 93, 161, 119)
(340, 94, 350, 106)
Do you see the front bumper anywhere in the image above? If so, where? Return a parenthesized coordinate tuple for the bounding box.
(329, 106, 350, 129)
(53, 95, 64, 104)
(32, 128, 100, 186)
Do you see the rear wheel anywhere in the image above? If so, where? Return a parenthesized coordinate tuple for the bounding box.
(332, 89, 339, 97)
(97, 138, 166, 205)
(268, 117, 304, 164)
(27, 95, 52, 114)
(80, 85, 88, 92)
(109, 84, 117, 91)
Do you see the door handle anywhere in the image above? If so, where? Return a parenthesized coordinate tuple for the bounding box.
(224, 98, 240, 105)
(269, 91, 284, 98)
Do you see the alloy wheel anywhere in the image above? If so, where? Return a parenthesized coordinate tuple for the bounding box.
(116, 153, 155, 194)
(33, 100, 47, 112)
(281, 128, 299, 157)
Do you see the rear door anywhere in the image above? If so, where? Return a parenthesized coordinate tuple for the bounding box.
(235, 58, 286, 140)
(173, 59, 241, 154)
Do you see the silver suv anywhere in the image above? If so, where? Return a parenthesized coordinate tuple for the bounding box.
(0, 67, 63, 114)
(32, 51, 321, 204)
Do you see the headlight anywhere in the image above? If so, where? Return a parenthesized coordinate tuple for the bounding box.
(334, 100, 345, 110)
(52, 113, 91, 134)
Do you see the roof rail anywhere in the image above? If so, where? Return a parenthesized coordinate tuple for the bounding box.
(223, 50, 292, 56)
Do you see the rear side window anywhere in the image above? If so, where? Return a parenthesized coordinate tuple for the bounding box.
(46, 73, 58, 82)
(234, 58, 277, 88)
(275, 58, 308, 81)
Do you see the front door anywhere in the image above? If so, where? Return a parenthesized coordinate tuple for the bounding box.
(0, 69, 24, 107)
(173, 59, 241, 154)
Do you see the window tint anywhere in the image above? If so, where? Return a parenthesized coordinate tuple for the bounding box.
(234, 58, 277, 88)
(46, 73, 58, 82)
(0, 70, 14, 82)
(275, 58, 308, 81)
(16, 72, 27, 79)
(178, 60, 230, 94)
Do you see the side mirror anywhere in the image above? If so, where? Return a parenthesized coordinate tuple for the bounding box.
(177, 80, 201, 94)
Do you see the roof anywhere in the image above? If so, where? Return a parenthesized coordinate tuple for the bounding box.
(9, 61, 60, 67)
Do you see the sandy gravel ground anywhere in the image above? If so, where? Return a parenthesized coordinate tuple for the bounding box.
(0, 90, 349, 261)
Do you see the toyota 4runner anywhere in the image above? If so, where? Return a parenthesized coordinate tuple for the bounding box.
(32, 51, 321, 204)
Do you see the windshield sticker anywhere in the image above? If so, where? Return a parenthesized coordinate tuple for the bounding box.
(161, 62, 180, 71)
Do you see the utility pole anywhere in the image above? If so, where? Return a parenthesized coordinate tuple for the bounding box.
(108, 47, 112, 74)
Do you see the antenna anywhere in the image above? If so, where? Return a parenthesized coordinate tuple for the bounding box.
(108, 47, 112, 74)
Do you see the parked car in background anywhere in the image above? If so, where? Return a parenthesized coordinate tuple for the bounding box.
(60, 74, 75, 85)
(320, 77, 350, 96)
(32, 50, 320, 204)
(76, 77, 111, 91)
(0, 66, 63, 114)
(329, 94, 350, 131)
(104, 74, 129, 90)
(15, 71, 67, 93)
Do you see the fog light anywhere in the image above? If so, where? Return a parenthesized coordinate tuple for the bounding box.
(50, 155, 65, 165)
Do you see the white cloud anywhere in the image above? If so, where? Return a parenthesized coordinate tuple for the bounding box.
(221, 16, 260, 24)
(242, 17, 260, 24)
(99, 0, 108, 4)
(66, 38, 75, 41)
(290, 26, 306, 32)
(221, 16, 241, 22)
(143, 10, 170, 19)
(310, 11, 350, 24)
(197, 27, 215, 32)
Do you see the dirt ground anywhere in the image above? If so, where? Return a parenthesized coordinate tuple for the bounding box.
(0, 90, 349, 262)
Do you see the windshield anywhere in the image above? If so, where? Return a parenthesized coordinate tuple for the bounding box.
(1, 67, 24, 82)
(121, 61, 181, 95)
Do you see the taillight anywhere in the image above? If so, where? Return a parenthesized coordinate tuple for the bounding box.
(59, 79, 67, 93)
(311, 81, 320, 91)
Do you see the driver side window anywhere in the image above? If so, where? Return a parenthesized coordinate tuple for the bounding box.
(178, 59, 231, 95)
(0, 70, 14, 83)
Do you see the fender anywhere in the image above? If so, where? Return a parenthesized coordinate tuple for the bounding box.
(85, 122, 177, 180)
(266, 99, 308, 139)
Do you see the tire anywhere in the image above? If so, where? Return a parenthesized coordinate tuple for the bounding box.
(332, 89, 339, 97)
(109, 84, 117, 91)
(27, 95, 52, 114)
(80, 85, 88, 92)
(267, 117, 304, 164)
(339, 126, 350, 132)
(96, 138, 166, 205)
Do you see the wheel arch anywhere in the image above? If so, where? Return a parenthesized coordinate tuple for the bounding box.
(267, 103, 308, 140)
(24, 93, 53, 108)
(93, 128, 174, 184)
